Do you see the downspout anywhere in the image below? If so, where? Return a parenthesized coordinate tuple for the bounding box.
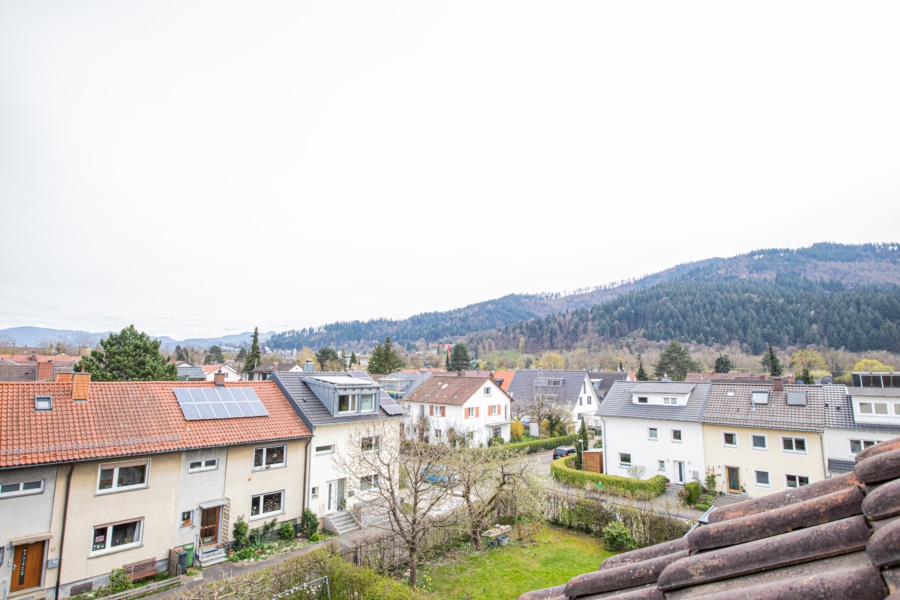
(54, 464, 74, 600)
(600, 417, 607, 475)
(820, 431, 828, 479)
(302, 433, 312, 514)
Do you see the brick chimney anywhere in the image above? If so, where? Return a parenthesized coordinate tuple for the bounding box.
(73, 373, 91, 402)
(37, 361, 53, 382)
(214, 370, 226, 387)
(773, 377, 783, 392)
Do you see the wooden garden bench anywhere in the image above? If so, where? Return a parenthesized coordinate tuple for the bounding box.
(123, 557, 159, 582)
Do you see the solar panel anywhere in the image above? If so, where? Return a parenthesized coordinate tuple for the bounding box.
(174, 387, 269, 421)
(382, 403, 405, 416)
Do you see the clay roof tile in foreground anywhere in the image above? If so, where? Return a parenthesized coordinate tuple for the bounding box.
(518, 435, 900, 599)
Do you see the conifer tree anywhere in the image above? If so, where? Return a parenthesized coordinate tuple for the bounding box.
(762, 344, 783, 376)
(78, 325, 178, 381)
(245, 327, 262, 372)
(448, 342, 472, 372)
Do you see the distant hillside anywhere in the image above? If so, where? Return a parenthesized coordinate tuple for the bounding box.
(268, 242, 900, 352)
(0, 326, 269, 350)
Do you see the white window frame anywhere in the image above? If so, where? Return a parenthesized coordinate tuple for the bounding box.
(754, 470, 771, 488)
(849, 439, 876, 455)
(781, 436, 808, 454)
(361, 436, 380, 452)
(619, 453, 632, 467)
(97, 459, 150, 494)
(91, 518, 144, 556)
(484, 386, 492, 396)
(671, 429, 683, 442)
(658, 460, 665, 471)
(785, 474, 810, 488)
(34, 395, 52, 411)
(189, 458, 219, 473)
(359, 393, 375, 412)
(360, 474, 380, 491)
(338, 394, 358, 414)
(311, 486, 319, 499)
(723, 432, 738, 448)
(315, 445, 335, 455)
(859, 402, 889, 415)
(648, 427, 658, 440)
(637, 396, 648, 404)
(663, 397, 678, 405)
(181, 510, 193, 526)
(491, 426, 501, 439)
(751, 434, 768, 451)
(466, 407, 476, 418)
(250, 490, 285, 520)
(254, 445, 287, 470)
(0, 479, 45, 499)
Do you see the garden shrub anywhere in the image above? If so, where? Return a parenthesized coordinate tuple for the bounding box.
(551, 457, 667, 497)
(279, 522, 296, 540)
(232, 515, 249, 550)
(505, 434, 578, 455)
(601, 521, 635, 551)
(684, 482, 701, 505)
(299, 508, 319, 539)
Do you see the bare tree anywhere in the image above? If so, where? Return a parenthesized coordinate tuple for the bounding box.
(524, 395, 572, 439)
(448, 446, 545, 549)
(333, 420, 459, 588)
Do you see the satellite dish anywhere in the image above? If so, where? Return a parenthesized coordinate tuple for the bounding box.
(821, 376, 834, 385)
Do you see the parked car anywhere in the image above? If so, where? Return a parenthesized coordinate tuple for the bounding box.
(421, 464, 459, 486)
(553, 446, 577, 459)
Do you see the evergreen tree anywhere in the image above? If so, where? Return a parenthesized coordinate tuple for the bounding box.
(448, 342, 472, 372)
(236, 347, 247, 362)
(367, 336, 403, 374)
(799, 366, 814, 384)
(761, 344, 783, 376)
(245, 327, 262, 373)
(316, 347, 340, 370)
(204, 345, 225, 364)
(173, 345, 189, 362)
(653, 341, 701, 381)
(576, 417, 589, 470)
(636, 359, 649, 381)
(350, 351, 358, 366)
(714, 355, 734, 374)
(77, 325, 178, 381)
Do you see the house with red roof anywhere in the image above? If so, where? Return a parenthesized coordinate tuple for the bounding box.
(0, 372, 311, 599)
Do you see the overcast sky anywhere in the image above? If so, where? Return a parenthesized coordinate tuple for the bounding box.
(1, 2, 899, 341)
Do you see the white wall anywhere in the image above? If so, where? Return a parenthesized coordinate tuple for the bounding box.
(602, 417, 705, 483)
(825, 428, 898, 466)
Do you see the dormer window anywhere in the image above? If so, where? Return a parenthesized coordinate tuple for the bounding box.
(34, 395, 52, 411)
(663, 397, 677, 405)
(637, 397, 648, 404)
(359, 393, 375, 412)
(339, 394, 358, 414)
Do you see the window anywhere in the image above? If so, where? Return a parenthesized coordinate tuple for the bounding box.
(311, 486, 319, 498)
(189, 458, 218, 473)
(658, 460, 665, 471)
(672, 430, 682, 442)
(466, 431, 475, 441)
(91, 519, 143, 554)
(430, 405, 446, 417)
(579, 397, 583, 405)
(361, 436, 380, 452)
(338, 394, 358, 413)
(434, 429, 442, 439)
(723, 432, 737, 447)
(648, 428, 658, 440)
(0, 479, 44, 498)
(637, 397, 648, 404)
(754, 470, 771, 487)
(98, 460, 149, 493)
(35, 395, 52, 411)
(359, 393, 375, 412)
(619, 453, 632, 466)
(859, 402, 889, 415)
(466, 407, 476, 418)
(782, 437, 807, 454)
(751, 435, 767, 450)
(663, 397, 677, 405)
(254, 445, 286, 469)
(587, 395, 592, 404)
(849, 439, 877, 454)
(360, 474, 380, 491)
(250, 491, 284, 519)
(484, 386, 492, 396)
(315, 445, 334, 455)
(488, 404, 500, 416)
(491, 427, 501, 439)
(181, 510, 193, 526)
(786, 474, 810, 488)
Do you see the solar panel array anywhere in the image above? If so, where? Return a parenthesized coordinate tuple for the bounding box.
(174, 388, 269, 421)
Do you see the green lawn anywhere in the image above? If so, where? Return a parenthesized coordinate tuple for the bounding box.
(420, 526, 614, 600)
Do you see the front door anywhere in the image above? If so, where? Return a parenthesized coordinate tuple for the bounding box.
(726, 466, 741, 494)
(10, 540, 45, 593)
(674, 461, 685, 485)
(326, 479, 345, 513)
(200, 506, 220, 546)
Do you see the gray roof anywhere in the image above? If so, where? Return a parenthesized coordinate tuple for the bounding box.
(176, 365, 206, 380)
(827, 386, 900, 434)
(846, 387, 900, 398)
(506, 370, 592, 408)
(598, 381, 711, 423)
(703, 382, 826, 432)
(588, 371, 629, 399)
(271, 371, 403, 431)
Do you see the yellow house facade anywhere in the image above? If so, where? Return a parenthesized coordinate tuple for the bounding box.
(702, 380, 828, 499)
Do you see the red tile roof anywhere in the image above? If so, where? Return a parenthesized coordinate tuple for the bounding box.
(0, 380, 311, 468)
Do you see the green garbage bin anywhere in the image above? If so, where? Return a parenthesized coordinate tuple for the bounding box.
(183, 543, 195, 568)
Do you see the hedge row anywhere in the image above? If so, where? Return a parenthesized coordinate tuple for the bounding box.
(506, 434, 579, 454)
(551, 457, 667, 497)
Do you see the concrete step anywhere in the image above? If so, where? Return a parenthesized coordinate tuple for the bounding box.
(324, 510, 360, 535)
(197, 545, 227, 567)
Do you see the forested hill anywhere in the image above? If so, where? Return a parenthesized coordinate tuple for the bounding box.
(267, 242, 900, 352)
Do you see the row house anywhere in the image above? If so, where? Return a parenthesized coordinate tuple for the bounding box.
(402, 374, 512, 447)
(270, 369, 406, 533)
(0, 373, 311, 599)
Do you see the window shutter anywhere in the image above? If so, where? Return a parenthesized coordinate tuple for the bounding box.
(429, 405, 434, 416)
(476, 407, 480, 418)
